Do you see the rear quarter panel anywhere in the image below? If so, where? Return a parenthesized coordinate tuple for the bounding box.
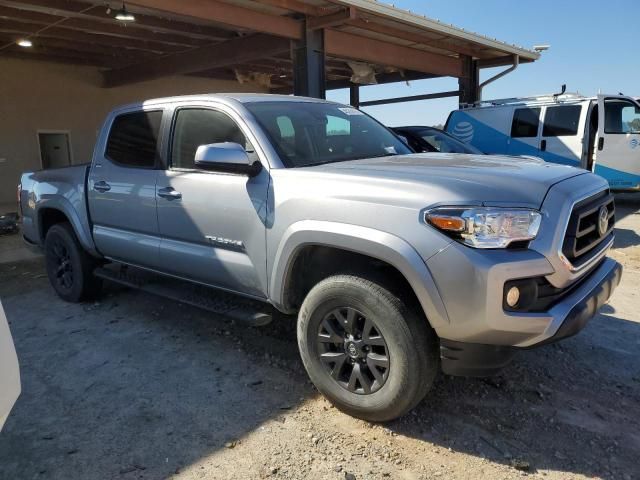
(20, 165, 97, 254)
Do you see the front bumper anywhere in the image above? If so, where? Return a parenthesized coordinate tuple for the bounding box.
(439, 258, 622, 377)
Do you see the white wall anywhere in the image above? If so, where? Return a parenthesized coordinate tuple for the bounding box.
(0, 57, 264, 206)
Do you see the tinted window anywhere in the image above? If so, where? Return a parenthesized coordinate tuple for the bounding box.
(604, 99, 640, 134)
(511, 108, 540, 138)
(246, 102, 411, 167)
(105, 111, 162, 167)
(171, 109, 255, 169)
(417, 130, 483, 154)
(543, 105, 581, 136)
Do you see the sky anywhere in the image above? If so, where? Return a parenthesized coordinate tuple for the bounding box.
(326, 0, 640, 127)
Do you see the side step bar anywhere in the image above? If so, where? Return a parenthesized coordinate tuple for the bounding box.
(94, 264, 273, 327)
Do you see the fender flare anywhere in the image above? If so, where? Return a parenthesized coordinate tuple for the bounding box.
(269, 220, 449, 330)
(36, 197, 98, 256)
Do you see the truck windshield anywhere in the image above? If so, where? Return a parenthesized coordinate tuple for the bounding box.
(245, 101, 412, 167)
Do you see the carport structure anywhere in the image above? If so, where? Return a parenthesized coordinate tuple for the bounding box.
(0, 0, 539, 106)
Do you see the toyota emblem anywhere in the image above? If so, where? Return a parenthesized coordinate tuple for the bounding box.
(598, 205, 609, 237)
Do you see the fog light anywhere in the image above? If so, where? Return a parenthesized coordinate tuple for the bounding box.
(506, 286, 520, 307)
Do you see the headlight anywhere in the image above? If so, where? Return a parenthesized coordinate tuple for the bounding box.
(425, 207, 542, 248)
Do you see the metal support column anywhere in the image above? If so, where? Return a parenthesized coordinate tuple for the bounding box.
(349, 85, 360, 108)
(293, 24, 326, 98)
(458, 55, 479, 107)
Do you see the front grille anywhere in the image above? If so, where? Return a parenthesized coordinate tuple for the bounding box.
(562, 190, 615, 268)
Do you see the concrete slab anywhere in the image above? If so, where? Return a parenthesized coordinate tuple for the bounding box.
(0, 229, 41, 265)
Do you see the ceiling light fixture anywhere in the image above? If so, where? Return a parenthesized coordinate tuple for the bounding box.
(115, 2, 135, 22)
(16, 39, 33, 48)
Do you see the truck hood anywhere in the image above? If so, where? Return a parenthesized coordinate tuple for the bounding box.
(306, 153, 587, 209)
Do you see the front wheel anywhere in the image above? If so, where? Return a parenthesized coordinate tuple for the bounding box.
(297, 275, 438, 422)
(44, 223, 102, 302)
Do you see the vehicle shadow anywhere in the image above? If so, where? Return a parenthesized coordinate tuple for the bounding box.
(614, 227, 640, 249)
(386, 309, 640, 478)
(1, 259, 638, 479)
(0, 260, 311, 479)
(614, 192, 640, 222)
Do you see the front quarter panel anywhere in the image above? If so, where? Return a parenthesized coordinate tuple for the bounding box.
(269, 220, 450, 330)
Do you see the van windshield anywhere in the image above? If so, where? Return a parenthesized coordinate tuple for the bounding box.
(245, 101, 412, 167)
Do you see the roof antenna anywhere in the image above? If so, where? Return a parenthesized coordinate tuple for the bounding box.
(553, 84, 566, 101)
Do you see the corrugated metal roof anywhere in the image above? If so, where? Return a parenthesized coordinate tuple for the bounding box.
(329, 0, 539, 61)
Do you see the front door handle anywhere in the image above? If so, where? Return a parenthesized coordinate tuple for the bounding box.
(157, 187, 182, 200)
(598, 137, 605, 151)
(540, 139, 547, 151)
(93, 180, 111, 193)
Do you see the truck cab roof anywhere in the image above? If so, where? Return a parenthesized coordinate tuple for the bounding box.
(114, 93, 331, 114)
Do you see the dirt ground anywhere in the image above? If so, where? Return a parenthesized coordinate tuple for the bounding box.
(0, 194, 639, 480)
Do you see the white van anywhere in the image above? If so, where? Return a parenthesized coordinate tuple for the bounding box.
(446, 93, 640, 191)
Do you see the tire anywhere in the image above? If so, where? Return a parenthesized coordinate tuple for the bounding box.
(44, 223, 102, 302)
(297, 274, 438, 422)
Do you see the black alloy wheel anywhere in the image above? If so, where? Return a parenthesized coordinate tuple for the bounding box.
(49, 239, 74, 291)
(317, 307, 390, 395)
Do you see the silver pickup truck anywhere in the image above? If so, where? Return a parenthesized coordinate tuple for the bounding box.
(19, 94, 622, 421)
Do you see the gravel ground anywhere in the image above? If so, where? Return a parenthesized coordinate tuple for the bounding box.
(0, 193, 638, 480)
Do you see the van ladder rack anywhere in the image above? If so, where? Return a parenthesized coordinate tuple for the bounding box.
(463, 92, 585, 108)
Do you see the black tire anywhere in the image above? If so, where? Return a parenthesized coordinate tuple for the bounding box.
(44, 223, 102, 302)
(297, 274, 438, 422)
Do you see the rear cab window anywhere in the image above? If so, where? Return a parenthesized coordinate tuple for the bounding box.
(543, 105, 582, 136)
(511, 108, 540, 138)
(105, 110, 163, 168)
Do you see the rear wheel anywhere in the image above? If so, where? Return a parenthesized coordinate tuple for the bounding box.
(297, 274, 438, 422)
(44, 223, 102, 302)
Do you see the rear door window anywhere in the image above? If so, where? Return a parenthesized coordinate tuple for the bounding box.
(105, 110, 162, 168)
(511, 108, 541, 138)
(543, 105, 582, 136)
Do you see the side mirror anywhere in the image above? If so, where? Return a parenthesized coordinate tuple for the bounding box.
(194, 142, 262, 176)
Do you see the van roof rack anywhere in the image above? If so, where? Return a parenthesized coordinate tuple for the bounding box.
(463, 92, 586, 108)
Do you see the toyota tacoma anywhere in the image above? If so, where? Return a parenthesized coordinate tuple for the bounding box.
(19, 94, 622, 421)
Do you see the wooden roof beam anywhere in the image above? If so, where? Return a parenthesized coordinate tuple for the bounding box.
(0, 19, 190, 54)
(127, 0, 303, 40)
(0, 31, 159, 60)
(346, 17, 486, 59)
(0, 0, 235, 41)
(307, 6, 356, 30)
(324, 29, 463, 78)
(250, 0, 322, 16)
(102, 33, 291, 88)
(0, 12, 208, 49)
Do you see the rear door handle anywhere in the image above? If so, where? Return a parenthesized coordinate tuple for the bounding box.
(157, 187, 182, 200)
(93, 180, 111, 193)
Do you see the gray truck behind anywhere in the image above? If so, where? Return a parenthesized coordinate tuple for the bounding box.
(19, 94, 622, 421)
